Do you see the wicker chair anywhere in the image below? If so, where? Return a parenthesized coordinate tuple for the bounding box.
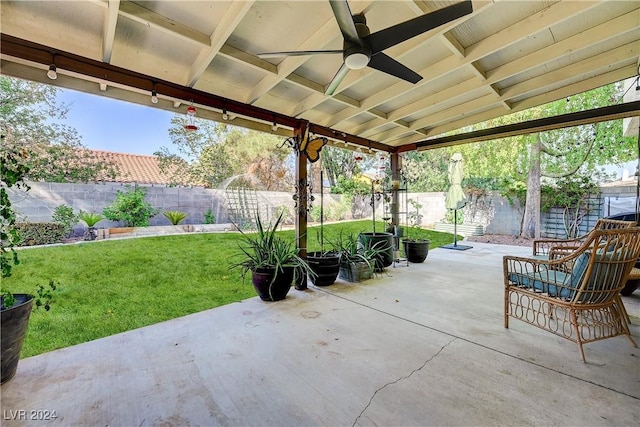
(532, 218, 636, 258)
(504, 227, 640, 362)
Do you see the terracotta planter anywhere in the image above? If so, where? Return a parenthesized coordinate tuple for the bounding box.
(307, 252, 341, 286)
(402, 239, 430, 263)
(251, 267, 294, 301)
(1, 294, 34, 384)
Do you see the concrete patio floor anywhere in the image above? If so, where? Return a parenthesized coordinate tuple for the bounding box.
(2, 242, 639, 426)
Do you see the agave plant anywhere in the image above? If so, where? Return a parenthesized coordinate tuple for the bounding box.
(233, 211, 315, 283)
(329, 231, 377, 271)
(163, 210, 188, 225)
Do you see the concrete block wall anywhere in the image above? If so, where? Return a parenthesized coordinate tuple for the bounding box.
(8, 182, 227, 231)
(9, 181, 632, 238)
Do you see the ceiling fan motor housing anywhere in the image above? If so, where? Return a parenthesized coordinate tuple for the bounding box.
(344, 14, 371, 70)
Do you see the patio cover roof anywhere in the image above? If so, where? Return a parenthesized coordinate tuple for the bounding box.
(1, 0, 640, 152)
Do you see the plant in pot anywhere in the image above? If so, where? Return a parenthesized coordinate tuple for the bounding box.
(307, 176, 341, 286)
(402, 199, 430, 263)
(233, 212, 315, 301)
(307, 230, 341, 286)
(1, 139, 59, 383)
(332, 231, 379, 283)
(78, 210, 104, 241)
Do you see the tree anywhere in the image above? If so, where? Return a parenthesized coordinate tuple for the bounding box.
(320, 146, 362, 187)
(0, 76, 118, 183)
(452, 81, 635, 238)
(156, 116, 293, 190)
(402, 149, 449, 192)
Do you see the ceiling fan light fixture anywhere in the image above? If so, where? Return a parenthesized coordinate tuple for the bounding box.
(345, 52, 369, 70)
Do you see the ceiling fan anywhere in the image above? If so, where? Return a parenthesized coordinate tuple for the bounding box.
(258, 0, 473, 95)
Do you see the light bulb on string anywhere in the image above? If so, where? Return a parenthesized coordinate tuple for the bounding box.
(151, 90, 158, 104)
(47, 64, 57, 80)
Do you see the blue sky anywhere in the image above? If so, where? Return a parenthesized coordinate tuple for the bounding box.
(58, 88, 176, 156)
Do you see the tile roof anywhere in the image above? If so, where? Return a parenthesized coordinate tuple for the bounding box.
(88, 150, 196, 186)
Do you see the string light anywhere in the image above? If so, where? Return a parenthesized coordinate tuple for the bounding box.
(151, 90, 158, 104)
(222, 109, 229, 120)
(47, 64, 57, 80)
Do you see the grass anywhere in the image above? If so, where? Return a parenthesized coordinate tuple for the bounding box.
(3, 220, 454, 357)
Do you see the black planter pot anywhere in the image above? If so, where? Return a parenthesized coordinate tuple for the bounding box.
(402, 239, 430, 263)
(1, 294, 34, 384)
(251, 267, 294, 301)
(338, 261, 373, 283)
(359, 232, 394, 270)
(307, 252, 341, 286)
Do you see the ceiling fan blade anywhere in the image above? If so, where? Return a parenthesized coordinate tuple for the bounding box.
(258, 50, 343, 59)
(368, 53, 422, 84)
(325, 62, 350, 95)
(365, 1, 473, 54)
(329, 0, 362, 45)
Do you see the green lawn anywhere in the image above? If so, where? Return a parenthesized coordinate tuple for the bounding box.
(3, 220, 454, 357)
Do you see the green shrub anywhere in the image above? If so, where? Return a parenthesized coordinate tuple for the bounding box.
(15, 222, 65, 246)
(203, 208, 216, 224)
(309, 205, 322, 222)
(103, 186, 159, 227)
(51, 204, 78, 237)
(163, 211, 187, 225)
(443, 210, 464, 224)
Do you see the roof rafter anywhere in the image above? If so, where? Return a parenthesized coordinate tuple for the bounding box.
(340, 2, 636, 141)
(187, 0, 255, 88)
(323, 0, 602, 133)
(101, 0, 120, 63)
(391, 65, 638, 146)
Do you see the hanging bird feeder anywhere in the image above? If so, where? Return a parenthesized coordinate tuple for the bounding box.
(184, 105, 198, 131)
(354, 148, 364, 162)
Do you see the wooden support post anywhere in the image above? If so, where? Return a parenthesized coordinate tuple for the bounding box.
(390, 152, 401, 228)
(294, 123, 308, 290)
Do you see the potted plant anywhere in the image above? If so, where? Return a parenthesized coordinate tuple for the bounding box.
(307, 249, 341, 287)
(1, 139, 58, 383)
(233, 212, 315, 301)
(402, 199, 430, 263)
(358, 232, 394, 271)
(1, 281, 57, 383)
(331, 232, 378, 283)
(78, 211, 104, 241)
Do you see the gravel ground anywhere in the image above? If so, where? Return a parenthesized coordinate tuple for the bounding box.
(465, 234, 533, 247)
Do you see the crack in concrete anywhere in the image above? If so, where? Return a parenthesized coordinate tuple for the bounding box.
(352, 337, 458, 427)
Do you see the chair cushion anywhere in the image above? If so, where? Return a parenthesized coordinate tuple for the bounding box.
(508, 253, 590, 299)
(570, 252, 590, 284)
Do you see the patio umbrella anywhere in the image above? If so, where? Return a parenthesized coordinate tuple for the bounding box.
(443, 153, 472, 250)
